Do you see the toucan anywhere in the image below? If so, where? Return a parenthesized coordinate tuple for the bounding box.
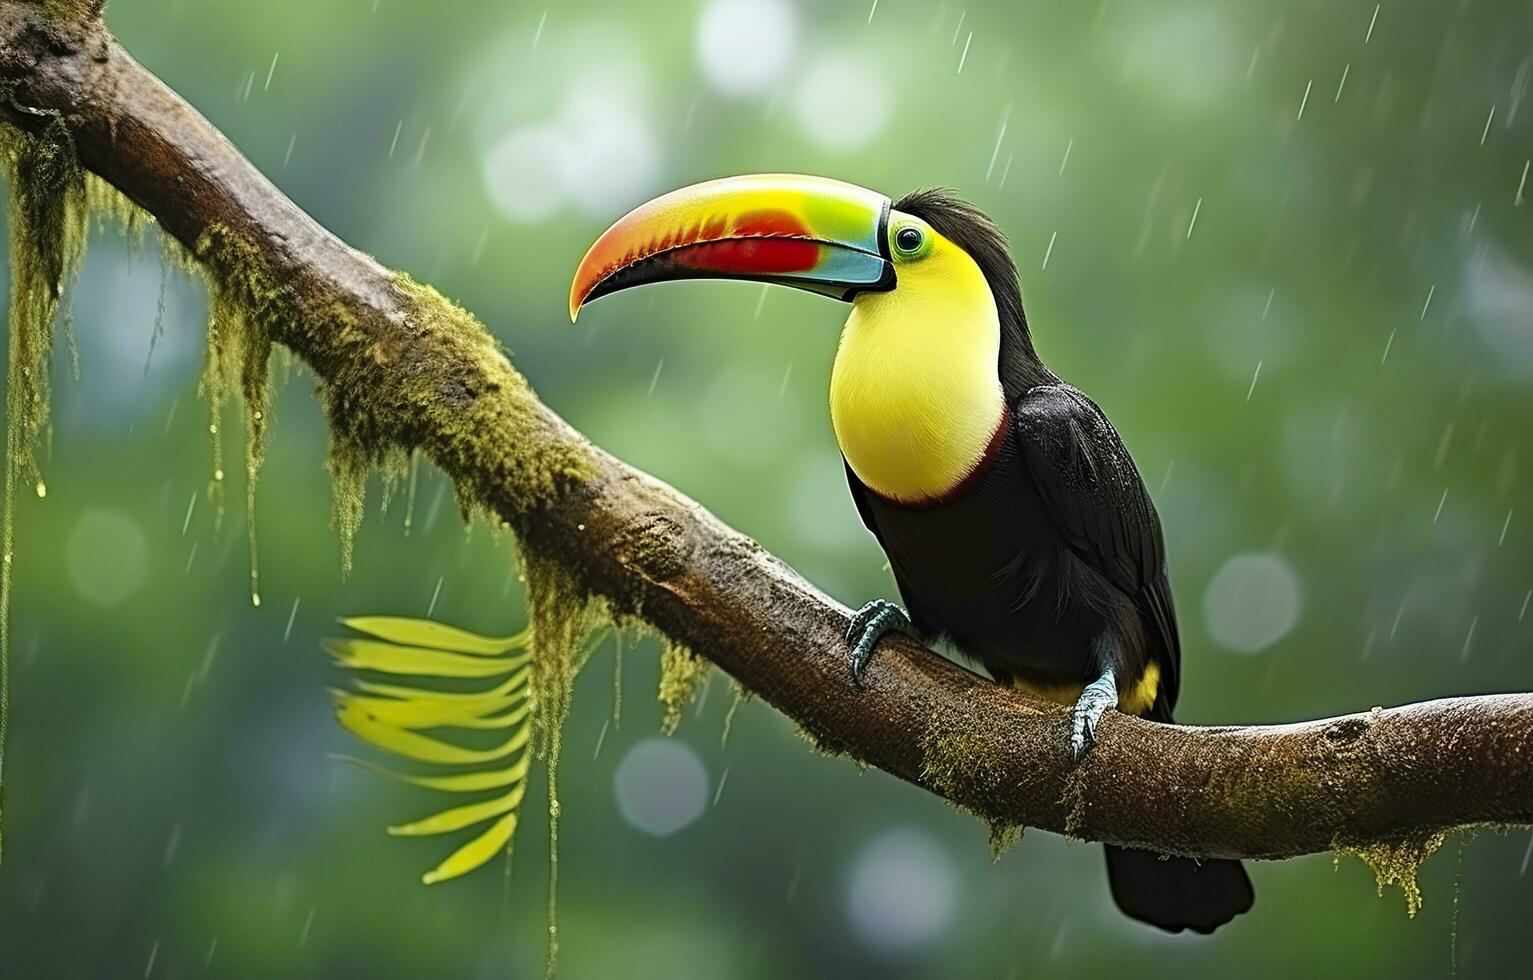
(568, 174, 1254, 934)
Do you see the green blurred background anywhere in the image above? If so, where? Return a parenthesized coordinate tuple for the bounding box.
(3, 0, 1532, 975)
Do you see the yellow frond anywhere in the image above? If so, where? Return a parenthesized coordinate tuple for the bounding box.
(388, 782, 528, 836)
(335, 701, 532, 764)
(341, 616, 529, 655)
(335, 754, 532, 793)
(323, 637, 530, 677)
(421, 813, 519, 885)
(324, 614, 538, 886)
(354, 667, 529, 703)
(332, 691, 528, 730)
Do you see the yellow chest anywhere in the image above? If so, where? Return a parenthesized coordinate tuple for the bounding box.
(829, 277, 1004, 504)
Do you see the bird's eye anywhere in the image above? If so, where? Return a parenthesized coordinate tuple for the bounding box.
(894, 226, 925, 254)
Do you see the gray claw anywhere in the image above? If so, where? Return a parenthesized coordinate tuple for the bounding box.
(1068, 668, 1119, 761)
(845, 599, 916, 685)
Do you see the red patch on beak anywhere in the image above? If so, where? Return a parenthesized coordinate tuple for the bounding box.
(671, 209, 819, 275)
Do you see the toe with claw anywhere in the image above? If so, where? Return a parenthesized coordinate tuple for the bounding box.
(1068, 667, 1119, 761)
(845, 599, 918, 685)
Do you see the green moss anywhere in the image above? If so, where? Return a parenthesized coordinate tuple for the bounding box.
(326, 433, 368, 577)
(0, 119, 90, 863)
(196, 260, 273, 602)
(84, 174, 150, 244)
(921, 725, 1022, 858)
(1335, 830, 1449, 917)
(40, 0, 101, 23)
(657, 642, 710, 736)
(987, 823, 1024, 862)
(520, 546, 608, 977)
(721, 677, 752, 748)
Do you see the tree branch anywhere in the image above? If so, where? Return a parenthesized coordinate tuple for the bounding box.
(2, 3, 1529, 863)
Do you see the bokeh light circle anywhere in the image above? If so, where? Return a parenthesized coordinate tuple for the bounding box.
(793, 52, 892, 150)
(696, 0, 797, 96)
(481, 123, 573, 223)
(1202, 551, 1302, 654)
(614, 737, 709, 837)
(846, 828, 956, 952)
(66, 508, 149, 607)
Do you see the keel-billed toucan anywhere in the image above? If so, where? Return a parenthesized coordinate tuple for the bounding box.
(569, 174, 1254, 934)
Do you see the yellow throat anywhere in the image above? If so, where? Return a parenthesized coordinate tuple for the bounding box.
(829, 225, 1005, 504)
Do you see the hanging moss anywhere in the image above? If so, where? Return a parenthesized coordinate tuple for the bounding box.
(520, 546, 607, 978)
(987, 823, 1024, 862)
(1336, 830, 1449, 917)
(720, 677, 752, 748)
(0, 119, 90, 863)
(196, 263, 273, 602)
(657, 642, 710, 736)
(327, 432, 368, 577)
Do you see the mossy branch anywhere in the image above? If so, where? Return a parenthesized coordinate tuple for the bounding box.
(2, 2, 1531, 871)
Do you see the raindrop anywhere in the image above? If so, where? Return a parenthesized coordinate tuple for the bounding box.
(427, 575, 444, 617)
(593, 717, 609, 760)
(985, 105, 1011, 183)
(283, 596, 301, 643)
(1041, 231, 1058, 270)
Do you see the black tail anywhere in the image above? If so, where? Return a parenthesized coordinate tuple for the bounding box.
(1103, 845, 1253, 934)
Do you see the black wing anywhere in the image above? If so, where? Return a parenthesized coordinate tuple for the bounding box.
(844, 460, 882, 543)
(1012, 385, 1181, 716)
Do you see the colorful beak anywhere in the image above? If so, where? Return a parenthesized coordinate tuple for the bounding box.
(569, 173, 894, 321)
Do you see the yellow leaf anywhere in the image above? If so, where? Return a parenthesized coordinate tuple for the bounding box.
(323, 638, 529, 677)
(336, 702, 532, 764)
(334, 754, 531, 792)
(353, 667, 529, 703)
(388, 782, 527, 837)
(332, 692, 530, 731)
(341, 616, 528, 655)
(422, 813, 519, 885)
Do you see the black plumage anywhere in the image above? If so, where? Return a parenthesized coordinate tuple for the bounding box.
(844, 189, 1252, 934)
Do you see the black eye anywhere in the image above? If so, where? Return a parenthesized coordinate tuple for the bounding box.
(895, 227, 924, 253)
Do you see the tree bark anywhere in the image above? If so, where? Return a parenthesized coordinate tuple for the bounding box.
(2, 2, 1529, 862)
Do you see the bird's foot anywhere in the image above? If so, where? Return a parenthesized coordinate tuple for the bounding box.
(845, 599, 918, 685)
(1068, 668, 1118, 762)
